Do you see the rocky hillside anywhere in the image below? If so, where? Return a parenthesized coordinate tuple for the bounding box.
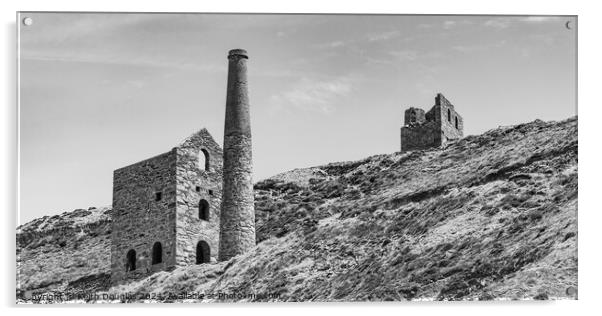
(16, 117, 578, 302)
(16, 207, 112, 295)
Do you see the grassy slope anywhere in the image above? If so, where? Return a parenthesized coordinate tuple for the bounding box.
(17, 207, 112, 293)
(105, 117, 577, 301)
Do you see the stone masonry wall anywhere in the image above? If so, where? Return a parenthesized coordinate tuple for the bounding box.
(404, 107, 426, 125)
(435, 103, 464, 145)
(175, 129, 223, 265)
(400, 120, 441, 151)
(111, 150, 177, 285)
(435, 93, 454, 108)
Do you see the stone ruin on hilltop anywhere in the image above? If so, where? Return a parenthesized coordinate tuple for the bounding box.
(400, 93, 464, 151)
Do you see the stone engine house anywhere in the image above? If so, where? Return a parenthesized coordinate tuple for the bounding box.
(110, 129, 223, 285)
(110, 48, 256, 285)
(400, 93, 464, 151)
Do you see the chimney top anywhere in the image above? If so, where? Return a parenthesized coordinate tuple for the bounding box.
(228, 49, 248, 59)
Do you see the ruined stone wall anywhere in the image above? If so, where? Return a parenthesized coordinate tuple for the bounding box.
(400, 120, 441, 152)
(111, 151, 177, 285)
(435, 103, 464, 145)
(175, 130, 223, 265)
(435, 93, 454, 108)
(404, 107, 426, 125)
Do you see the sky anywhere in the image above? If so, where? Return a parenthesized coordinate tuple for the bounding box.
(18, 13, 576, 223)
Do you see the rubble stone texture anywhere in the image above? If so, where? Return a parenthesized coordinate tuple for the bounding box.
(219, 49, 256, 261)
(110, 129, 223, 285)
(400, 93, 464, 151)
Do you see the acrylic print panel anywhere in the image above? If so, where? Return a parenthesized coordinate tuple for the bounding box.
(16, 12, 577, 303)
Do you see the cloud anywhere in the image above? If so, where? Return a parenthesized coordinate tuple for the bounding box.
(20, 14, 162, 48)
(452, 44, 493, 53)
(443, 20, 457, 29)
(484, 16, 564, 29)
(452, 40, 507, 53)
(315, 29, 402, 50)
(417, 23, 433, 29)
(323, 40, 346, 48)
(364, 49, 442, 66)
(442, 20, 473, 29)
(484, 19, 511, 29)
(126, 80, 146, 89)
(388, 50, 418, 61)
(20, 14, 227, 73)
(21, 53, 224, 73)
(519, 16, 563, 23)
(367, 30, 400, 42)
(270, 76, 354, 114)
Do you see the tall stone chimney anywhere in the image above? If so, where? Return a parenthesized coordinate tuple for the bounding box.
(218, 49, 255, 261)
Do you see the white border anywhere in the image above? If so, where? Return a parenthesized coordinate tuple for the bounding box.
(3, 0, 600, 315)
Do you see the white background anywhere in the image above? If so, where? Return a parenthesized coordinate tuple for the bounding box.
(1, 0, 599, 315)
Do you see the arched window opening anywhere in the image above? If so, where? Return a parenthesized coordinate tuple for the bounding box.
(455, 116, 459, 129)
(199, 149, 210, 171)
(199, 199, 210, 221)
(196, 241, 211, 264)
(152, 242, 162, 264)
(126, 249, 136, 272)
(447, 109, 451, 122)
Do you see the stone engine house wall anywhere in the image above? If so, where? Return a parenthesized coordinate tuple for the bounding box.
(110, 129, 223, 285)
(433, 94, 464, 144)
(400, 120, 442, 151)
(400, 93, 464, 152)
(175, 129, 223, 266)
(111, 151, 177, 284)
